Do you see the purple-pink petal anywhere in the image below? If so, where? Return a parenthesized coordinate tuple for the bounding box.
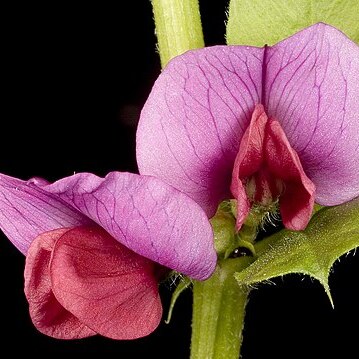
(0, 174, 91, 254)
(136, 45, 264, 217)
(265, 23, 359, 205)
(42, 172, 216, 280)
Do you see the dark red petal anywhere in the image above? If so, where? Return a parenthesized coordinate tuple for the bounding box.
(230, 104, 267, 229)
(265, 120, 316, 230)
(50, 225, 162, 340)
(234, 183, 252, 231)
(24, 228, 95, 339)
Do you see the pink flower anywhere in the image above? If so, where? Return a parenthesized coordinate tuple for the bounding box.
(137, 23, 359, 230)
(0, 172, 216, 339)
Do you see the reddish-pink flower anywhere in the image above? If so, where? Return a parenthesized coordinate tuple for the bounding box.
(0, 172, 216, 339)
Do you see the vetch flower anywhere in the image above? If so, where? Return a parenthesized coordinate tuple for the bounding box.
(136, 23, 359, 230)
(0, 172, 216, 339)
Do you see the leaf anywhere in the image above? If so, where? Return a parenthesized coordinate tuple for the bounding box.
(165, 276, 192, 324)
(226, 0, 359, 46)
(234, 198, 359, 306)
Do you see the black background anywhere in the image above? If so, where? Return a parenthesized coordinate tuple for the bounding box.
(1, 1, 358, 358)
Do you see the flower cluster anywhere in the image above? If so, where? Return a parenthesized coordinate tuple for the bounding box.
(0, 23, 358, 340)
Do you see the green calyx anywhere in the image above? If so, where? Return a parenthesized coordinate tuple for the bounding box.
(211, 200, 276, 259)
(210, 202, 237, 258)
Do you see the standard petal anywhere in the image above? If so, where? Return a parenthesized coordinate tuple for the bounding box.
(0, 173, 91, 254)
(24, 228, 96, 339)
(265, 23, 359, 205)
(136, 45, 264, 216)
(43, 172, 216, 280)
(51, 226, 162, 340)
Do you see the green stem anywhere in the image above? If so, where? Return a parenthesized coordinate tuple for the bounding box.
(190, 257, 251, 359)
(151, 0, 205, 67)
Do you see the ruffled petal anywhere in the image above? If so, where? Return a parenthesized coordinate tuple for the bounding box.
(50, 226, 162, 340)
(230, 104, 316, 230)
(136, 46, 264, 216)
(265, 120, 316, 230)
(24, 228, 96, 339)
(43, 172, 216, 280)
(265, 23, 359, 205)
(231, 104, 267, 229)
(0, 174, 91, 254)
